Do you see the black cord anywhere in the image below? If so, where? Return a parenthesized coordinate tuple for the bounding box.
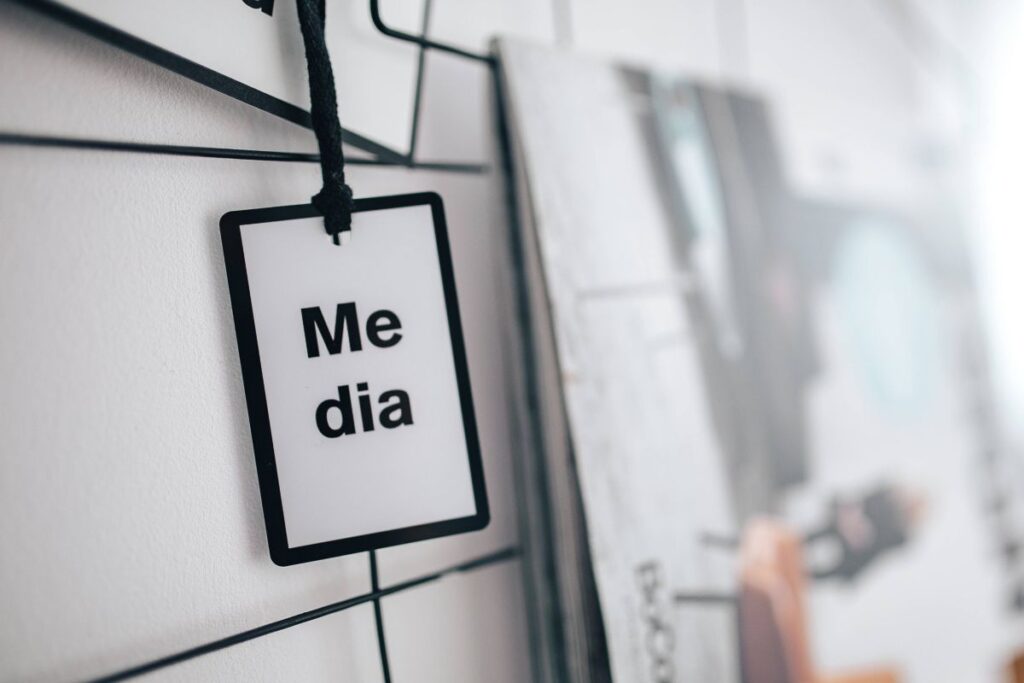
(295, 0, 354, 245)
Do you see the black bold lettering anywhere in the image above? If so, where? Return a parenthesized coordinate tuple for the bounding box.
(357, 382, 375, 432)
(301, 302, 362, 358)
(315, 385, 355, 437)
(366, 309, 403, 348)
(379, 390, 414, 428)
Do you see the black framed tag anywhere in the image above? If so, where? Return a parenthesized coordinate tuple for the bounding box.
(221, 193, 488, 565)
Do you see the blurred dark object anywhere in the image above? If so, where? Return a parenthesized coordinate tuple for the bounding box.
(805, 483, 926, 584)
(644, 78, 818, 515)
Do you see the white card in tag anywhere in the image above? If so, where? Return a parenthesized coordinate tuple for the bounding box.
(221, 193, 488, 565)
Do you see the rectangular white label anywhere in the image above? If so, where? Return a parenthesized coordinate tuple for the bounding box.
(222, 193, 487, 564)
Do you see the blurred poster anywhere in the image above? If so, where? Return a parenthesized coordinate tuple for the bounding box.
(496, 36, 1022, 683)
(783, 208, 1021, 683)
(648, 78, 819, 515)
(497, 39, 737, 683)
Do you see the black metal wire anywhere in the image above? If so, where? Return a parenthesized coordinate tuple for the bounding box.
(6, 0, 408, 164)
(369, 550, 394, 683)
(0, 132, 488, 173)
(2, 0, 498, 174)
(406, 0, 434, 164)
(85, 546, 520, 683)
(369, 0, 493, 65)
(4, 4, 531, 682)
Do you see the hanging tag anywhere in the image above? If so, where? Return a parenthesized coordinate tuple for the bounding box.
(221, 192, 488, 565)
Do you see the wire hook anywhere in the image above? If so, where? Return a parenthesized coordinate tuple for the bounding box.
(369, 0, 494, 65)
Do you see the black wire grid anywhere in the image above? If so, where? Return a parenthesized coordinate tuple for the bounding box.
(0, 2, 521, 681)
(4, 1, 986, 681)
(89, 547, 520, 682)
(2, 0, 495, 171)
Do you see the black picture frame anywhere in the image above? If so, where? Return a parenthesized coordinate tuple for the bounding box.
(220, 192, 489, 565)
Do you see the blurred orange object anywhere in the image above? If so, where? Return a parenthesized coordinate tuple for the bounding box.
(738, 518, 901, 683)
(823, 673, 898, 683)
(1007, 650, 1024, 682)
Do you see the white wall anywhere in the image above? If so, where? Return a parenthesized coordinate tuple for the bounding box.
(0, 1, 961, 681)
